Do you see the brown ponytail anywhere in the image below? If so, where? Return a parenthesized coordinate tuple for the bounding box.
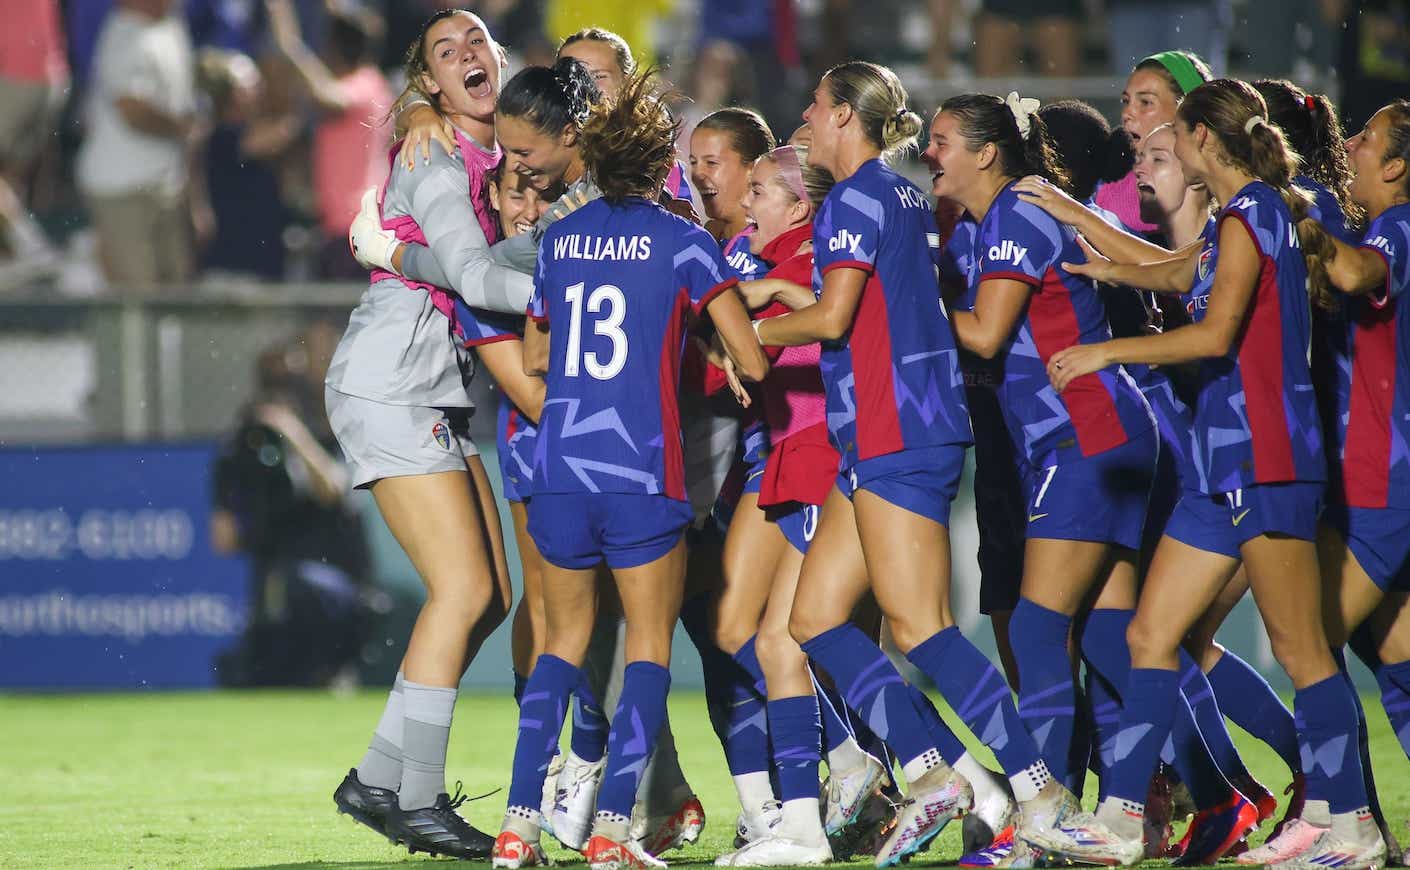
(578, 68, 678, 202)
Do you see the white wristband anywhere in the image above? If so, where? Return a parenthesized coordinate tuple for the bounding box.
(751, 319, 764, 342)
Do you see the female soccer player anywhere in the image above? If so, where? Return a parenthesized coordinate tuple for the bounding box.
(491, 70, 768, 870)
(1099, 50, 1213, 231)
(754, 63, 1122, 867)
(324, 10, 521, 859)
(691, 108, 775, 250)
(1046, 79, 1384, 870)
(930, 91, 1158, 821)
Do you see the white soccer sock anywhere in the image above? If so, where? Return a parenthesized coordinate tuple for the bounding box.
(825, 735, 870, 773)
(1008, 759, 1052, 803)
(953, 751, 1011, 810)
(734, 771, 776, 816)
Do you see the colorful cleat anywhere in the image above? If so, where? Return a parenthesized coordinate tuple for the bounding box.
(1020, 786, 1144, 867)
(831, 790, 898, 860)
(1267, 826, 1387, 870)
(961, 825, 1016, 867)
(585, 834, 667, 870)
(1270, 774, 1308, 842)
(1174, 793, 1261, 866)
(333, 768, 397, 837)
(823, 753, 890, 836)
(1232, 774, 1279, 823)
(714, 835, 832, 866)
(874, 771, 972, 868)
(1238, 820, 1329, 866)
(493, 831, 548, 869)
(635, 794, 707, 856)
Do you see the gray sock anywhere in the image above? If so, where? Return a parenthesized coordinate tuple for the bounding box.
(357, 672, 405, 790)
(398, 679, 458, 810)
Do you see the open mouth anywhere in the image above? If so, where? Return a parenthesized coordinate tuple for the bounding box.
(1136, 181, 1155, 196)
(512, 218, 534, 235)
(463, 68, 491, 98)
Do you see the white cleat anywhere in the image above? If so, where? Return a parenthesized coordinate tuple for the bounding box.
(551, 751, 606, 850)
(715, 835, 833, 867)
(1238, 818, 1329, 865)
(875, 771, 973, 868)
(824, 753, 890, 836)
(963, 782, 1017, 854)
(540, 754, 565, 837)
(1019, 787, 1143, 867)
(1268, 827, 1387, 870)
(734, 800, 784, 848)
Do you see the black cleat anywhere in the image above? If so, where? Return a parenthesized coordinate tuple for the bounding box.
(384, 784, 496, 859)
(333, 768, 397, 837)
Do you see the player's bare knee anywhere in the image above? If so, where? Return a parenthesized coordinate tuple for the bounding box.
(756, 628, 805, 675)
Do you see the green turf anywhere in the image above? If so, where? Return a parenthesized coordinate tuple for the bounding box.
(2, 689, 1407, 869)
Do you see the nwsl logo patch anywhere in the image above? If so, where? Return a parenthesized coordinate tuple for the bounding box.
(431, 420, 451, 450)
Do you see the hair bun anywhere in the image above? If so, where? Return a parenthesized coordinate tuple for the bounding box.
(882, 108, 923, 149)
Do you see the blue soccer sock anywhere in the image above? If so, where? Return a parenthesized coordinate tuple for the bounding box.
(1178, 649, 1250, 783)
(906, 683, 968, 766)
(507, 654, 577, 814)
(570, 673, 609, 763)
(800, 623, 943, 782)
(1081, 608, 1233, 809)
(1086, 668, 1123, 800)
(814, 673, 857, 754)
(1294, 673, 1368, 814)
(906, 626, 1049, 800)
(768, 695, 823, 802)
(1010, 599, 1078, 790)
(1206, 648, 1302, 774)
(1106, 667, 1181, 804)
(845, 700, 896, 777)
(513, 671, 528, 707)
(716, 638, 773, 779)
(1375, 659, 1410, 759)
(1334, 648, 1384, 823)
(597, 661, 672, 821)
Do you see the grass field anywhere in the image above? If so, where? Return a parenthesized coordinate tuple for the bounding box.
(3, 689, 1408, 869)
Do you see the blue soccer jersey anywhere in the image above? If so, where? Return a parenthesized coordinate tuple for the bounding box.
(1192, 181, 1325, 493)
(530, 197, 736, 500)
(967, 182, 1153, 468)
(812, 158, 971, 466)
(1338, 202, 1410, 508)
(723, 230, 769, 280)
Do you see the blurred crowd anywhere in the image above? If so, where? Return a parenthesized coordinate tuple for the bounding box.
(0, 0, 1404, 294)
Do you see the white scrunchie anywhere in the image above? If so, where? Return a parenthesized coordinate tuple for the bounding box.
(1005, 91, 1041, 137)
(1244, 115, 1268, 134)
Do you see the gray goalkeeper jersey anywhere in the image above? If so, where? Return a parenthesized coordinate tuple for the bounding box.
(325, 137, 533, 408)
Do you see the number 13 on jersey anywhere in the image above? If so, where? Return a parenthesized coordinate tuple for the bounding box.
(563, 281, 628, 380)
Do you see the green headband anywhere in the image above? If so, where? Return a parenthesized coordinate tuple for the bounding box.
(1142, 51, 1208, 97)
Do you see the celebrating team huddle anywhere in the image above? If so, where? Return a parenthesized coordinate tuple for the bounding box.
(321, 9, 1410, 870)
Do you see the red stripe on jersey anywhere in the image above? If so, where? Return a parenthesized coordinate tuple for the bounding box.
(1026, 267, 1127, 456)
(822, 260, 875, 276)
(1343, 301, 1398, 507)
(851, 272, 904, 459)
(1223, 212, 1297, 482)
(462, 333, 519, 348)
(695, 277, 740, 316)
(505, 407, 520, 441)
(982, 269, 1041, 288)
(659, 288, 692, 501)
(1365, 246, 1394, 309)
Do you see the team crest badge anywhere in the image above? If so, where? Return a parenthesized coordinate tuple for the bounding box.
(1197, 245, 1213, 282)
(432, 420, 451, 450)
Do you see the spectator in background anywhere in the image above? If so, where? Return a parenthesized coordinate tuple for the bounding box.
(545, 0, 673, 70)
(266, 0, 393, 279)
(0, 0, 68, 286)
(694, 0, 801, 139)
(212, 322, 372, 687)
(1105, 0, 1230, 76)
(76, 0, 198, 289)
(193, 48, 293, 279)
(974, 0, 1081, 77)
(1337, 0, 1410, 131)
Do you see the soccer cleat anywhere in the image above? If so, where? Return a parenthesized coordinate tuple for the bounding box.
(1019, 786, 1144, 867)
(733, 801, 783, 849)
(585, 834, 667, 870)
(963, 780, 1017, 855)
(493, 830, 548, 868)
(1232, 773, 1279, 823)
(874, 770, 973, 868)
(551, 752, 607, 850)
(1270, 774, 1308, 842)
(961, 825, 1016, 867)
(384, 787, 496, 859)
(1144, 765, 1177, 859)
(1238, 819, 1329, 866)
(823, 752, 890, 836)
(714, 835, 832, 866)
(1267, 827, 1387, 870)
(634, 794, 707, 856)
(541, 754, 565, 838)
(1173, 793, 1261, 866)
(333, 767, 397, 837)
(830, 790, 898, 860)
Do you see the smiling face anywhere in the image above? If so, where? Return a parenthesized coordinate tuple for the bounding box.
(801, 78, 844, 173)
(557, 39, 626, 97)
(496, 113, 577, 192)
(491, 170, 551, 237)
(923, 110, 983, 201)
(1121, 67, 1182, 146)
(1347, 108, 1398, 209)
(741, 158, 807, 249)
(690, 127, 753, 224)
(419, 13, 503, 123)
(1133, 126, 1191, 224)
